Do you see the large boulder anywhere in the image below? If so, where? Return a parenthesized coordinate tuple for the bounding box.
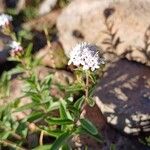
(57, 0, 150, 66)
(94, 59, 150, 135)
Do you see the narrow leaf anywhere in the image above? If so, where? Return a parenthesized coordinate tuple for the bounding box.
(25, 43, 33, 57)
(76, 126, 102, 142)
(14, 103, 38, 112)
(46, 118, 73, 125)
(74, 96, 84, 110)
(34, 144, 52, 150)
(80, 118, 98, 135)
(66, 84, 83, 92)
(50, 132, 71, 150)
(27, 112, 44, 122)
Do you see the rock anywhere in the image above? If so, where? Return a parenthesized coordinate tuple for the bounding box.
(39, 0, 58, 15)
(52, 70, 74, 85)
(0, 32, 14, 63)
(94, 59, 150, 135)
(36, 42, 68, 69)
(4, 0, 25, 13)
(57, 0, 150, 66)
(22, 9, 61, 31)
(73, 104, 149, 150)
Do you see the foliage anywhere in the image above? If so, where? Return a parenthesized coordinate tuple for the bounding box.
(0, 20, 104, 150)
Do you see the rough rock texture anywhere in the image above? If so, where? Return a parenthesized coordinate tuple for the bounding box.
(57, 0, 150, 66)
(22, 9, 61, 31)
(94, 59, 150, 135)
(36, 42, 68, 68)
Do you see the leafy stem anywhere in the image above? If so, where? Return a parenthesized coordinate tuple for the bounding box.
(80, 70, 89, 119)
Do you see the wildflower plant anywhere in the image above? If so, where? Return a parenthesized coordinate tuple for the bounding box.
(0, 14, 105, 150)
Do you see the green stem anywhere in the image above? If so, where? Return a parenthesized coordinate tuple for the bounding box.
(85, 71, 89, 102)
(80, 71, 89, 118)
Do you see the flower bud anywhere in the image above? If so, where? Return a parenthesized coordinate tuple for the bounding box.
(9, 41, 24, 57)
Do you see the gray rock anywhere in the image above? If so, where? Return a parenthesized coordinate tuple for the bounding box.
(94, 59, 150, 135)
(57, 0, 150, 66)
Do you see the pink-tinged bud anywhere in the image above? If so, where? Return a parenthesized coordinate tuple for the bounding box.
(9, 41, 24, 57)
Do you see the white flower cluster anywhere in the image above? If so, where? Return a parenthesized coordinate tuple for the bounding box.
(68, 42, 105, 71)
(9, 41, 23, 57)
(0, 14, 12, 27)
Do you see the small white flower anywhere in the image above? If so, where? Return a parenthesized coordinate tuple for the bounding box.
(9, 41, 23, 57)
(68, 42, 105, 71)
(0, 14, 12, 27)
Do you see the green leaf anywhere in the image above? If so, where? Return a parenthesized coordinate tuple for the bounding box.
(60, 100, 73, 120)
(60, 102, 68, 119)
(88, 72, 97, 84)
(110, 144, 116, 150)
(13, 98, 21, 108)
(74, 96, 84, 110)
(25, 43, 33, 57)
(49, 102, 60, 111)
(50, 131, 71, 150)
(27, 112, 44, 122)
(80, 118, 98, 135)
(68, 106, 80, 118)
(25, 91, 41, 102)
(8, 67, 24, 75)
(45, 129, 64, 138)
(0, 131, 11, 140)
(14, 102, 38, 112)
(76, 126, 102, 143)
(87, 97, 95, 107)
(41, 75, 52, 88)
(62, 143, 71, 150)
(46, 118, 73, 125)
(89, 84, 97, 97)
(16, 121, 28, 138)
(34, 144, 52, 150)
(66, 83, 84, 93)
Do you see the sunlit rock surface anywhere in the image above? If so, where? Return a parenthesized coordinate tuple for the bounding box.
(57, 0, 150, 66)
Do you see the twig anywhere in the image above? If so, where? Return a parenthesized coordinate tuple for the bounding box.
(0, 140, 26, 150)
(39, 130, 44, 146)
(44, 28, 51, 48)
